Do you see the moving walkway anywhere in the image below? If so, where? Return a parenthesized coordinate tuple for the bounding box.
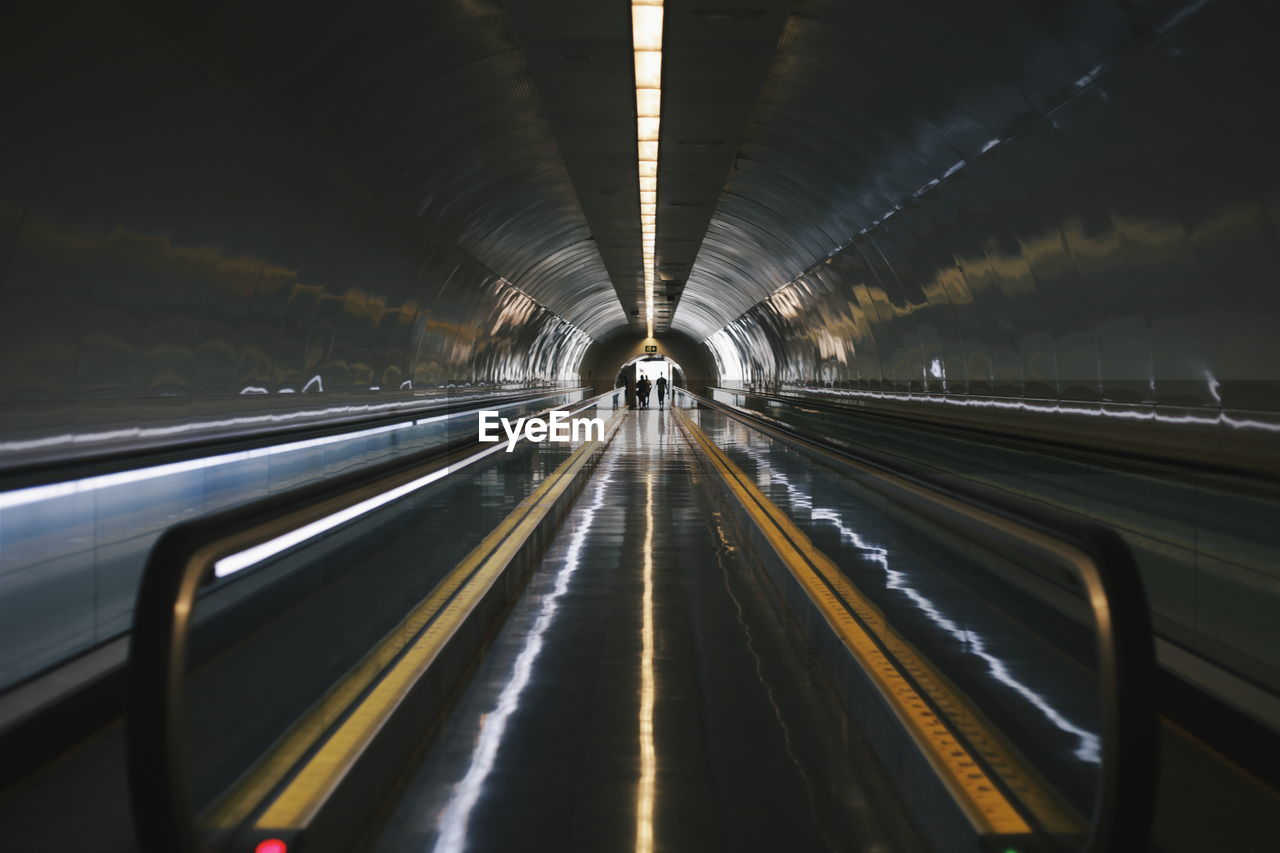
(2, 391, 1275, 852)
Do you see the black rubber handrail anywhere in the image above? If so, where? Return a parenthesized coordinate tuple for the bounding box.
(678, 388, 1158, 853)
(126, 389, 619, 852)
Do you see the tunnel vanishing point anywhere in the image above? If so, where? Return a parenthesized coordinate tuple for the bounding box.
(2, 2, 1280, 853)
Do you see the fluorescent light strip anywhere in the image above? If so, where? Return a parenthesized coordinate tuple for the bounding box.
(213, 396, 610, 578)
(633, 0, 663, 338)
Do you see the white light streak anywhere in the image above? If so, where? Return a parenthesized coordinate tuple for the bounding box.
(213, 395, 610, 578)
(214, 441, 507, 577)
(0, 421, 410, 511)
(736, 441, 1102, 763)
(1073, 65, 1103, 89)
(430, 461, 615, 853)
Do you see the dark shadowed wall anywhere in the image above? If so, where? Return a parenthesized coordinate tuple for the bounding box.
(0, 1, 608, 470)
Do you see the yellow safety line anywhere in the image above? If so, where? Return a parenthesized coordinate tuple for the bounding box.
(635, 466, 657, 853)
(208, 429, 602, 827)
(202, 410, 622, 832)
(674, 408, 1081, 837)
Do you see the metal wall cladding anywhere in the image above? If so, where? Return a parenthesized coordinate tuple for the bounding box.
(689, 0, 1280, 466)
(0, 1, 596, 464)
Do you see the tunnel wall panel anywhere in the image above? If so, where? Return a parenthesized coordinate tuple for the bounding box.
(697, 0, 1280, 471)
(0, 2, 594, 468)
(115, 0, 627, 338)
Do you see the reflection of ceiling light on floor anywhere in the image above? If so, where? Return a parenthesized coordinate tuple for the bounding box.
(633, 0, 663, 338)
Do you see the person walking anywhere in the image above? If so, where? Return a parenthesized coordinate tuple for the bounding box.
(637, 377, 652, 407)
(656, 375, 668, 407)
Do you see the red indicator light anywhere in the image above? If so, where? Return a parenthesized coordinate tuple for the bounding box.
(256, 840, 287, 853)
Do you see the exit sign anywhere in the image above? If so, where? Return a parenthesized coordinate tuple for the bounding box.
(644, 345, 658, 353)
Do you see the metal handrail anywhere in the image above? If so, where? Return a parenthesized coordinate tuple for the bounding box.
(676, 388, 1157, 853)
(125, 389, 616, 852)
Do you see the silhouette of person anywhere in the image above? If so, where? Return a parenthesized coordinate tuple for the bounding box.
(637, 377, 652, 407)
(656, 375, 668, 407)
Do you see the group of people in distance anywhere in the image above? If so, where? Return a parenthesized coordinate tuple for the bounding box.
(636, 375, 667, 408)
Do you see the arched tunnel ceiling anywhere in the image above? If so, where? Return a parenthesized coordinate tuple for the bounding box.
(122, 0, 626, 338)
(113, 0, 1151, 347)
(50, 0, 1240, 352)
(671, 0, 1146, 340)
(504, 0, 791, 336)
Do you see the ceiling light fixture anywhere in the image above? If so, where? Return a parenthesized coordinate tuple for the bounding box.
(633, 0, 663, 338)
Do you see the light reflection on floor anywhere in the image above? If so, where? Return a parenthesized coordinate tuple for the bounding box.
(635, 463, 656, 853)
(429, 458, 616, 853)
(717, 419, 1102, 764)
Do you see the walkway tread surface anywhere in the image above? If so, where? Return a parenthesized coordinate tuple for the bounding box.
(369, 407, 915, 853)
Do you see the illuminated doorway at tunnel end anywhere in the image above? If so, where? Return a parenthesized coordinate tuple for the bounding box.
(615, 353, 684, 390)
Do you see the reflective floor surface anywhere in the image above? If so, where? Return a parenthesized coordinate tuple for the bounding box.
(692, 408, 1104, 816)
(370, 408, 919, 853)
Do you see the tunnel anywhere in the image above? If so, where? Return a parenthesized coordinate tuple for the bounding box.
(1, 0, 1278, 851)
